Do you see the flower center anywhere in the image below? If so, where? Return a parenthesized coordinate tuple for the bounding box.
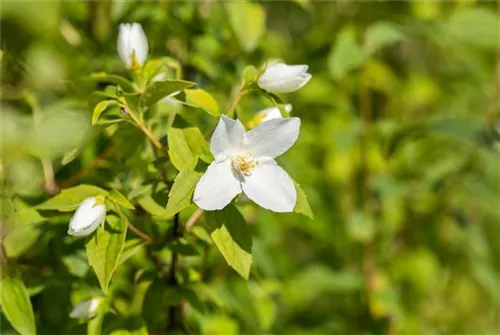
(232, 153, 257, 176)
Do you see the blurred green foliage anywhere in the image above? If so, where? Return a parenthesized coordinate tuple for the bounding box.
(1, 1, 500, 334)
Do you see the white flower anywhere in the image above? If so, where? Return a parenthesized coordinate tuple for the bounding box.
(68, 197, 106, 236)
(258, 104, 293, 123)
(257, 62, 312, 93)
(69, 298, 102, 319)
(193, 115, 300, 212)
(117, 23, 149, 68)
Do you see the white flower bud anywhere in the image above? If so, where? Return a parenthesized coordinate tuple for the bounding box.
(259, 104, 293, 123)
(69, 298, 102, 319)
(117, 22, 149, 68)
(68, 196, 106, 236)
(257, 62, 312, 94)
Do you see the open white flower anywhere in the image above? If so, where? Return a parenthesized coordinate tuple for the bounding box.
(193, 115, 300, 212)
(258, 62, 312, 94)
(259, 104, 293, 123)
(117, 23, 148, 68)
(69, 298, 102, 319)
(68, 197, 106, 236)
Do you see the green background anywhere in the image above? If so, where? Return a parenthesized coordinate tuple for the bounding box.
(1, 1, 499, 334)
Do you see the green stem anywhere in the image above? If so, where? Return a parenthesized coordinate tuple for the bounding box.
(126, 107, 163, 150)
(225, 88, 247, 117)
(167, 213, 185, 332)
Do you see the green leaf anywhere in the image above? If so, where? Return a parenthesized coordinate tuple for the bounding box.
(4, 224, 42, 258)
(165, 166, 202, 217)
(294, 182, 313, 219)
(118, 239, 147, 266)
(107, 189, 134, 209)
(89, 72, 135, 92)
(182, 128, 212, 162)
(36, 185, 109, 212)
(61, 148, 79, 165)
(242, 65, 259, 87)
(328, 28, 369, 80)
(92, 100, 118, 125)
(88, 91, 118, 112)
(85, 215, 127, 293)
(4, 206, 47, 258)
(445, 8, 500, 50)
(137, 195, 170, 219)
(139, 79, 195, 109)
(184, 89, 220, 116)
(226, 1, 266, 52)
(364, 22, 404, 54)
(168, 127, 212, 171)
(205, 205, 253, 279)
(0, 277, 37, 335)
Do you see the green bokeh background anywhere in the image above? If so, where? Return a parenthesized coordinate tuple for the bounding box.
(1, 1, 500, 334)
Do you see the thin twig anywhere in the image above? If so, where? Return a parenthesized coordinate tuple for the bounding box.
(185, 208, 203, 231)
(126, 107, 163, 150)
(127, 222, 152, 242)
(59, 145, 114, 189)
(225, 88, 246, 117)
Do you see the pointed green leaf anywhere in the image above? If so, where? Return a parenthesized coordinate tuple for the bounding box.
(89, 72, 135, 92)
(139, 79, 195, 109)
(168, 127, 212, 171)
(0, 277, 37, 335)
(165, 166, 202, 217)
(107, 190, 134, 209)
(85, 215, 127, 293)
(137, 195, 170, 219)
(118, 239, 147, 266)
(294, 182, 313, 219)
(226, 1, 266, 52)
(92, 100, 118, 125)
(184, 89, 220, 116)
(36, 185, 108, 212)
(205, 205, 252, 279)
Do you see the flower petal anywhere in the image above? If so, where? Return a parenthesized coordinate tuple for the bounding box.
(68, 197, 106, 236)
(259, 73, 311, 93)
(117, 24, 132, 67)
(210, 115, 246, 157)
(259, 104, 293, 122)
(193, 160, 242, 210)
(259, 63, 308, 82)
(130, 23, 148, 66)
(241, 160, 296, 212)
(244, 117, 300, 158)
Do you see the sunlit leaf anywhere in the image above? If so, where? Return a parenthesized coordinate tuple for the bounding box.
(92, 100, 119, 125)
(139, 79, 195, 109)
(0, 277, 37, 335)
(184, 89, 220, 116)
(107, 189, 134, 209)
(137, 195, 170, 219)
(37, 185, 108, 212)
(205, 205, 252, 279)
(294, 182, 313, 219)
(165, 165, 202, 217)
(85, 215, 127, 293)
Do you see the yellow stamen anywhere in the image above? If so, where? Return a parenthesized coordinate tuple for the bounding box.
(232, 153, 257, 176)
